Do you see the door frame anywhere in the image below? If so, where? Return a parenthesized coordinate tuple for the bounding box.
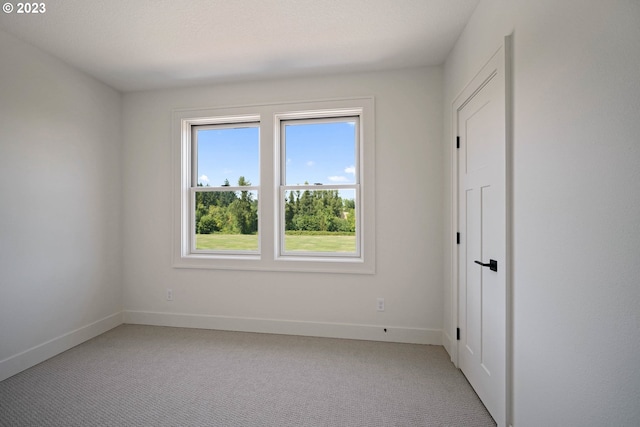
(450, 36, 513, 426)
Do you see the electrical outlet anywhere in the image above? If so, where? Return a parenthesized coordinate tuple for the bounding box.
(166, 288, 173, 301)
(376, 297, 385, 312)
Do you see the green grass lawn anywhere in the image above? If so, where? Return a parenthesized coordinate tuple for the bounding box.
(284, 234, 356, 252)
(196, 234, 258, 251)
(196, 233, 356, 252)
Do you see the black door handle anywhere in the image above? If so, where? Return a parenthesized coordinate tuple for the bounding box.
(474, 259, 498, 272)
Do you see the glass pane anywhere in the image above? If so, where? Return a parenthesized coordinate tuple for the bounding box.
(196, 125, 259, 187)
(284, 120, 356, 185)
(283, 189, 356, 253)
(195, 190, 258, 251)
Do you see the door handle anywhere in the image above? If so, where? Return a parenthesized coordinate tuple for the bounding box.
(474, 259, 498, 272)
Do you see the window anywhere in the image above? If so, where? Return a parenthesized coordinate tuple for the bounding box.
(173, 98, 375, 273)
(278, 117, 359, 257)
(192, 123, 259, 254)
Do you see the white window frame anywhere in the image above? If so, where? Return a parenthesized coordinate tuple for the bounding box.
(172, 97, 375, 274)
(190, 122, 261, 256)
(276, 114, 361, 260)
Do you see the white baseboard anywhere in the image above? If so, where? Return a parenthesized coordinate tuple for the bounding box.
(0, 312, 123, 382)
(442, 330, 453, 357)
(124, 310, 442, 345)
(442, 330, 459, 366)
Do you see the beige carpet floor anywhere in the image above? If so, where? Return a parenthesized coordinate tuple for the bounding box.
(0, 325, 495, 426)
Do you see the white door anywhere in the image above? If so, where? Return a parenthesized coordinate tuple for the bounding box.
(456, 46, 507, 426)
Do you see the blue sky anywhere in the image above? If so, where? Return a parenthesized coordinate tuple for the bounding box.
(196, 121, 356, 187)
(197, 126, 260, 186)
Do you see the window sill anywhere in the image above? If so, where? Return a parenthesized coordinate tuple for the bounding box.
(173, 254, 374, 275)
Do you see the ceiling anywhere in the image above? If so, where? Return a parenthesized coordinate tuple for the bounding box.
(0, 0, 479, 92)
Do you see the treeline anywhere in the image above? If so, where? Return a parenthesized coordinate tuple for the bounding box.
(195, 178, 355, 235)
(285, 188, 355, 234)
(195, 177, 258, 235)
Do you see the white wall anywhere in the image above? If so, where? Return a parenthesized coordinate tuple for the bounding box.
(444, 0, 640, 425)
(122, 67, 444, 344)
(0, 30, 123, 380)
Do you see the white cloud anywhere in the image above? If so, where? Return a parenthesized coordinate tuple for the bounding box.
(199, 174, 209, 183)
(328, 176, 348, 182)
(306, 161, 315, 167)
(344, 165, 356, 175)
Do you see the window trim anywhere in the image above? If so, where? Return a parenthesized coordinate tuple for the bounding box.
(172, 98, 375, 274)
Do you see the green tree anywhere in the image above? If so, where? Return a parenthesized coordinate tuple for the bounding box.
(229, 176, 257, 234)
(284, 192, 296, 230)
(197, 214, 217, 234)
(219, 179, 237, 206)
